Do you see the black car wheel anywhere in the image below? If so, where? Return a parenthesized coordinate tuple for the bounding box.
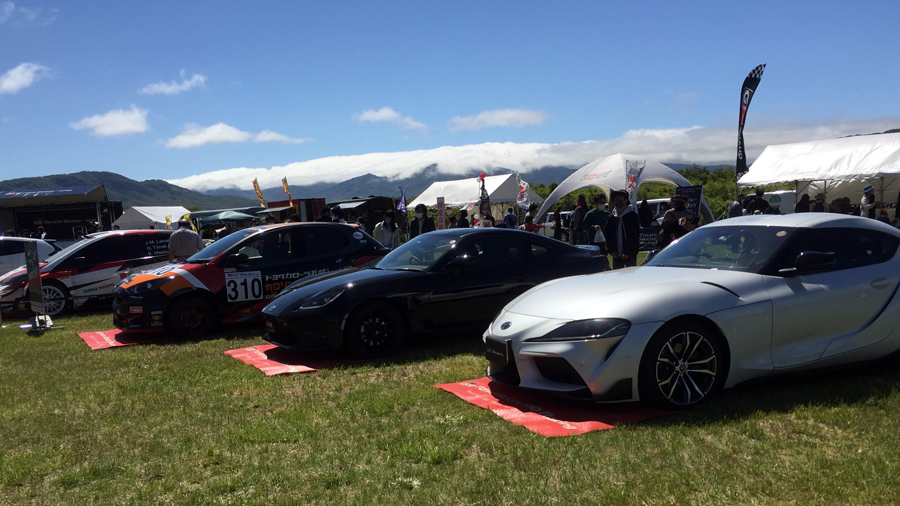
(344, 302, 405, 359)
(638, 321, 726, 410)
(41, 282, 69, 317)
(165, 296, 216, 339)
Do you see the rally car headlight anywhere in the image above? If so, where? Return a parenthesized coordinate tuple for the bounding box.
(126, 277, 172, 295)
(527, 318, 631, 342)
(297, 288, 345, 310)
(0, 274, 28, 295)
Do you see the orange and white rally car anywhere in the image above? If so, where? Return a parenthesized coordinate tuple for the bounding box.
(112, 223, 388, 338)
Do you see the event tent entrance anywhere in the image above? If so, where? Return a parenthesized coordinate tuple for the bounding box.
(409, 173, 543, 219)
(535, 154, 714, 223)
(738, 133, 900, 206)
(112, 206, 190, 230)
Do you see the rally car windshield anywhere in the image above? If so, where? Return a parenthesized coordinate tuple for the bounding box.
(186, 228, 259, 263)
(644, 225, 795, 273)
(376, 234, 458, 271)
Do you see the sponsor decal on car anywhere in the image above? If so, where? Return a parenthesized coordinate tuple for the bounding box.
(129, 306, 143, 314)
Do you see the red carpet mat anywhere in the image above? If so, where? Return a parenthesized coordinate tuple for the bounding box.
(435, 377, 668, 437)
(78, 329, 174, 350)
(224, 344, 360, 376)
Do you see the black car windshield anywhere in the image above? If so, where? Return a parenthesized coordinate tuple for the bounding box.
(376, 234, 459, 271)
(186, 228, 259, 263)
(644, 225, 795, 273)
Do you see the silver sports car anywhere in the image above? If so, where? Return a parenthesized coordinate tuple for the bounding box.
(484, 214, 900, 410)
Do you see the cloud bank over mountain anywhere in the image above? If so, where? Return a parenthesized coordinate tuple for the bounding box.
(167, 117, 899, 192)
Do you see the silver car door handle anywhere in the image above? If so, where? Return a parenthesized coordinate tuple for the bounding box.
(872, 278, 891, 289)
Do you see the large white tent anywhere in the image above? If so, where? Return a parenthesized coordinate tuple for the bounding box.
(409, 173, 543, 218)
(738, 133, 900, 205)
(112, 206, 190, 230)
(535, 154, 714, 222)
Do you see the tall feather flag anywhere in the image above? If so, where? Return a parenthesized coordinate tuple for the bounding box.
(252, 178, 265, 208)
(282, 177, 292, 207)
(515, 173, 530, 210)
(397, 186, 407, 215)
(736, 64, 766, 181)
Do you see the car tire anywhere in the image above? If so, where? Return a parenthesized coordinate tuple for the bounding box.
(164, 296, 217, 339)
(638, 320, 726, 411)
(40, 282, 70, 317)
(343, 302, 405, 359)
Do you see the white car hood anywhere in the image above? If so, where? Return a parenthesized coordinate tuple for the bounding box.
(504, 266, 768, 324)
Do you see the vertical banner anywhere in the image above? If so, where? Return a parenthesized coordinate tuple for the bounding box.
(478, 174, 491, 222)
(436, 197, 446, 230)
(397, 186, 407, 215)
(24, 242, 44, 316)
(736, 64, 766, 181)
(625, 160, 646, 204)
(516, 173, 530, 210)
(165, 215, 172, 230)
(252, 178, 265, 208)
(282, 177, 292, 207)
(674, 185, 704, 217)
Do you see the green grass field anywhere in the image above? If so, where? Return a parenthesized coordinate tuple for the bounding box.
(2, 310, 900, 505)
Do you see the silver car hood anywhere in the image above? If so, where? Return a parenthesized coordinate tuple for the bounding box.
(503, 266, 768, 324)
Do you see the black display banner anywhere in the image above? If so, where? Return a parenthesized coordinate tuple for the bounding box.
(736, 64, 766, 180)
(675, 185, 704, 217)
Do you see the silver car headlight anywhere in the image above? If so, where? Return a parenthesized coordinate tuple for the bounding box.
(526, 318, 631, 342)
(297, 288, 345, 310)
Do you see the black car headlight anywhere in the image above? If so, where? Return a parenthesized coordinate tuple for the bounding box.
(526, 318, 631, 342)
(126, 277, 171, 295)
(297, 288, 345, 310)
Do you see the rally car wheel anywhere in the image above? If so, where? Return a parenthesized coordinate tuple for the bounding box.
(41, 282, 69, 317)
(638, 320, 727, 411)
(344, 302, 405, 359)
(165, 296, 216, 339)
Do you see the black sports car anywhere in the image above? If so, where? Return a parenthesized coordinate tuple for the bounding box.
(261, 228, 608, 358)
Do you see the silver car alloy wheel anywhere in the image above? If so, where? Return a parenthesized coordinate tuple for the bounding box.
(41, 285, 67, 316)
(654, 330, 718, 406)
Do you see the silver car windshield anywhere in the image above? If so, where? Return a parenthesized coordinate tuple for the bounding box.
(376, 234, 458, 271)
(645, 225, 796, 273)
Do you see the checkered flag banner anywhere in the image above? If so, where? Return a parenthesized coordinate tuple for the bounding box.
(736, 64, 766, 180)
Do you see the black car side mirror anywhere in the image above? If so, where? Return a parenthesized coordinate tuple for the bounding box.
(221, 252, 249, 267)
(778, 251, 835, 277)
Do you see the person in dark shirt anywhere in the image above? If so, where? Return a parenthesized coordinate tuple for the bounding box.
(638, 199, 654, 228)
(794, 194, 810, 213)
(604, 190, 641, 269)
(747, 189, 770, 215)
(657, 213, 699, 250)
(315, 207, 333, 222)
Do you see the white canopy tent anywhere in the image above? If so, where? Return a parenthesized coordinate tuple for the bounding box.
(409, 173, 543, 219)
(738, 133, 900, 206)
(112, 206, 190, 230)
(535, 153, 714, 223)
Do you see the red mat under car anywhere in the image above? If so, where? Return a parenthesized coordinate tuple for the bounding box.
(78, 329, 174, 350)
(435, 377, 668, 437)
(224, 344, 360, 376)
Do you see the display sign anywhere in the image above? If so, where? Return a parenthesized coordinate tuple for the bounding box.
(675, 185, 704, 217)
(436, 197, 446, 230)
(24, 241, 44, 315)
(639, 230, 659, 252)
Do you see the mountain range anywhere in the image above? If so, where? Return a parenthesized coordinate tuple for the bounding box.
(0, 163, 729, 210)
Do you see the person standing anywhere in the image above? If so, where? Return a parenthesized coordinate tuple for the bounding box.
(523, 215, 542, 233)
(657, 213, 699, 250)
(812, 193, 826, 212)
(373, 211, 400, 249)
(861, 184, 877, 219)
(582, 194, 610, 249)
(637, 199, 653, 228)
(502, 207, 519, 229)
(747, 189, 770, 215)
(169, 218, 205, 263)
(552, 207, 564, 242)
(569, 195, 589, 245)
(794, 194, 811, 213)
(315, 207, 333, 222)
(604, 190, 640, 269)
(409, 204, 436, 239)
(729, 194, 745, 218)
(661, 196, 687, 225)
(331, 207, 347, 224)
(456, 209, 470, 229)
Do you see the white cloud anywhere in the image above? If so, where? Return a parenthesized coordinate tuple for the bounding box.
(69, 105, 149, 136)
(356, 107, 426, 131)
(140, 71, 207, 95)
(0, 2, 14, 24)
(165, 117, 900, 192)
(0, 62, 51, 94)
(165, 123, 308, 148)
(448, 108, 549, 131)
(18, 6, 37, 20)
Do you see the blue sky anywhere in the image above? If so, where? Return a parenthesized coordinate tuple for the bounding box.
(2, 1, 899, 191)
